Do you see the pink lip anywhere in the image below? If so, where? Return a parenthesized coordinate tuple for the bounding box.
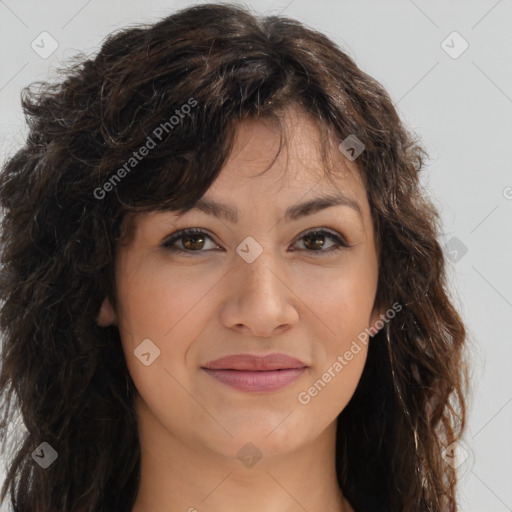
(201, 353, 308, 392)
(202, 353, 307, 371)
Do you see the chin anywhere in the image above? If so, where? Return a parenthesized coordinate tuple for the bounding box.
(207, 413, 311, 458)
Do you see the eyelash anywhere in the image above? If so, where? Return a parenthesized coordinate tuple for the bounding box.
(161, 228, 352, 257)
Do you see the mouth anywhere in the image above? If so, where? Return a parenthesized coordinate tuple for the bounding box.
(201, 353, 309, 392)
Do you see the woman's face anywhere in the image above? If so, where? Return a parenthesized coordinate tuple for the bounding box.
(100, 109, 384, 461)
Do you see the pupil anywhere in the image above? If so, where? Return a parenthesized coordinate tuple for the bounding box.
(305, 234, 324, 250)
(184, 235, 204, 250)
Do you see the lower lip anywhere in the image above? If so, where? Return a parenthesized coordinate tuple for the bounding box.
(202, 368, 307, 392)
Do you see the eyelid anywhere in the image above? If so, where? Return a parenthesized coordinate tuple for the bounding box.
(161, 226, 353, 255)
(162, 227, 219, 248)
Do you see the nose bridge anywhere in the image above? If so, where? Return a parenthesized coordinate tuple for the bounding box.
(229, 239, 291, 326)
(237, 240, 280, 294)
(219, 227, 300, 337)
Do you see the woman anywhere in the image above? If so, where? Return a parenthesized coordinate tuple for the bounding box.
(0, 3, 469, 511)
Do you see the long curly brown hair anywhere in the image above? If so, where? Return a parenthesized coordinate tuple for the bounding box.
(0, 3, 469, 511)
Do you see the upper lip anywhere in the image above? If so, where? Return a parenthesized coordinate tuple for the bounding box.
(201, 353, 308, 371)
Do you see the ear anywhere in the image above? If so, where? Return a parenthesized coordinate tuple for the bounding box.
(96, 297, 118, 327)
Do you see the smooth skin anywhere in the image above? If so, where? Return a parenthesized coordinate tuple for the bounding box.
(97, 106, 384, 512)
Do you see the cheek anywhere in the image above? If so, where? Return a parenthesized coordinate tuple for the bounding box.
(116, 255, 178, 338)
(303, 251, 379, 344)
(114, 258, 209, 421)
(295, 253, 377, 413)
(295, 264, 375, 416)
(297, 346, 368, 423)
(115, 255, 218, 375)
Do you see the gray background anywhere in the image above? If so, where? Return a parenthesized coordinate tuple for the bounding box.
(0, 1, 511, 511)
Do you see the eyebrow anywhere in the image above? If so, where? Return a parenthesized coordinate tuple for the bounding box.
(177, 192, 363, 224)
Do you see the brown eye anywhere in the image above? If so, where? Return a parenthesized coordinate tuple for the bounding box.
(302, 233, 328, 250)
(181, 233, 206, 250)
(162, 228, 351, 257)
(162, 228, 217, 253)
(292, 229, 351, 256)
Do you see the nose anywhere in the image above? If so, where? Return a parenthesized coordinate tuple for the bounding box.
(219, 248, 299, 338)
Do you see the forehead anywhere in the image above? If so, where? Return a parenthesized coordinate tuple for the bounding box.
(207, 108, 368, 205)
(119, 107, 373, 242)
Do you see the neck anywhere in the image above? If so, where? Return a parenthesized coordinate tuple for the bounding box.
(130, 396, 353, 512)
